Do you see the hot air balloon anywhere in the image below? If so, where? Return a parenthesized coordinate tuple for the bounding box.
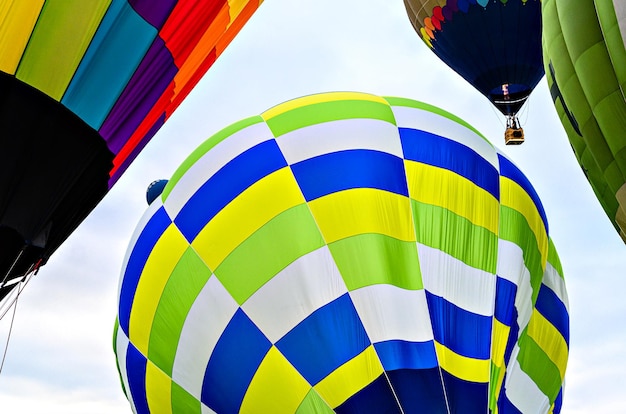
(0, 0, 262, 302)
(114, 92, 569, 413)
(542, 0, 626, 243)
(403, 0, 544, 145)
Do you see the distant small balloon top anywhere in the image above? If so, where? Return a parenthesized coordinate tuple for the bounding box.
(146, 179, 168, 205)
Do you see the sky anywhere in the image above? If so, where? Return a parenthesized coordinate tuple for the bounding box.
(1, 0, 625, 412)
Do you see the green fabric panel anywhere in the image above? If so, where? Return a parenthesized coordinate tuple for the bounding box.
(547, 238, 564, 278)
(411, 200, 498, 274)
(171, 381, 201, 413)
(112, 318, 128, 398)
(517, 332, 563, 403)
(148, 248, 213, 376)
(265, 99, 395, 137)
(488, 363, 502, 411)
(295, 389, 334, 414)
(16, 0, 111, 100)
(594, 93, 626, 169)
(596, 0, 626, 88)
(384, 96, 489, 142)
(215, 204, 325, 305)
(163, 116, 265, 201)
(499, 206, 544, 304)
(328, 233, 422, 291)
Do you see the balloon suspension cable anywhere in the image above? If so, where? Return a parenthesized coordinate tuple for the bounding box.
(0, 270, 34, 376)
(0, 246, 27, 288)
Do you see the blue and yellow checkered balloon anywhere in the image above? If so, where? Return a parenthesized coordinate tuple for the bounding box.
(114, 92, 569, 413)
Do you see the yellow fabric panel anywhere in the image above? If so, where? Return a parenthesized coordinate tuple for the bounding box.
(129, 224, 188, 354)
(192, 167, 305, 270)
(435, 341, 490, 383)
(405, 160, 499, 234)
(227, 0, 255, 21)
(146, 360, 173, 414)
(307, 188, 415, 244)
(527, 309, 568, 380)
(500, 176, 548, 265)
(262, 92, 389, 121)
(489, 363, 506, 414)
(491, 318, 510, 368)
(314, 346, 384, 408)
(0, 0, 44, 74)
(240, 346, 311, 413)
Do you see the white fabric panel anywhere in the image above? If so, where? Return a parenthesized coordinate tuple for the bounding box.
(115, 325, 133, 412)
(201, 404, 218, 414)
(241, 246, 348, 343)
(274, 118, 403, 164)
(418, 243, 496, 316)
(542, 262, 570, 311)
(497, 240, 533, 331)
(171, 275, 239, 400)
(117, 200, 168, 298)
(390, 105, 499, 169)
(503, 346, 551, 413)
(164, 121, 275, 217)
(349, 284, 434, 343)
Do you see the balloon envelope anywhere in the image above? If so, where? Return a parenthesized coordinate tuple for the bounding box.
(403, 0, 544, 118)
(542, 0, 626, 243)
(0, 0, 262, 300)
(114, 92, 569, 413)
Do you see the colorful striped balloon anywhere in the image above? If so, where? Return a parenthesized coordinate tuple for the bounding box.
(0, 0, 262, 299)
(114, 92, 569, 413)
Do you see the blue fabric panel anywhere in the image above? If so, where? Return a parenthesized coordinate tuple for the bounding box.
(399, 127, 499, 200)
(535, 284, 570, 343)
(276, 293, 370, 385)
(62, 0, 158, 129)
(554, 387, 563, 414)
(494, 276, 517, 326)
(201, 309, 272, 414)
(442, 370, 488, 414)
(504, 308, 519, 366)
(335, 374, 402, 414)
(373, 339, 437, 370)
(498, 154, 548, 233)
(387, 368, 447, 413)
(174, 139, 287, 242)
(425, 291, 492, 359)
(290, 149, 408, 201)
(497, 384, 523, 414)
(125, 342, 149, 414)
(118, 206, 171, 336)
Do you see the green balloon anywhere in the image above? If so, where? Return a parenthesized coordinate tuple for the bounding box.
(542, 0, 626, 242)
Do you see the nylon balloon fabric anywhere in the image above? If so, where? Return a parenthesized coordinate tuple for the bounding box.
(114, 92, 569, 413)
(0, 0, 262, 299)
(542, 0, 626, 243)
(403, 0, 544, 117)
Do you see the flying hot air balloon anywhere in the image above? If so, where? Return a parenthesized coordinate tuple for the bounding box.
(0, 0, 262, 303)
(542, 0, 626, 243)
(403, 0, 544, 145)
(114, 92, 569, 413)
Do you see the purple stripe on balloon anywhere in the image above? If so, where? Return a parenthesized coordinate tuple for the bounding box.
(108, 114, 166, 188)
(99, 37, 177, 155)
(129, 0, 177, 29)
(442, 5, 453, 21)
(447, 0, 459, 13)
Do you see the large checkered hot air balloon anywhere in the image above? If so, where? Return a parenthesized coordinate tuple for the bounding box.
(114, 92, 569, 413)
(0, 0, 262, 302)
